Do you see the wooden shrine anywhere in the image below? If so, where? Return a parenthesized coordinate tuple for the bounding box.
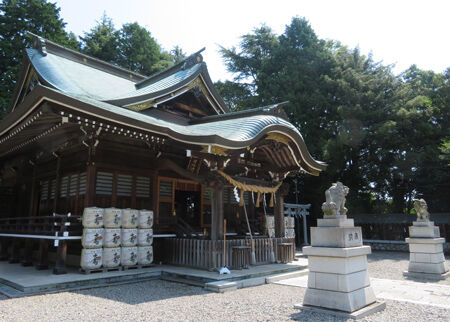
(0, 34, 326, 273)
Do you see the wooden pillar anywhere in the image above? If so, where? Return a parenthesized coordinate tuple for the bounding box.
(29, 163, 38, 217)
(35, 239, 49, 270)
(53, 156, 61, 213)
(0, 237, 10, 260)
(152, 172, 159, 224)
(53, 240, 67, 274)
(21, 239, 34, 266)
(9, 239, 21, 263)
(274, 183, 289, 238)
(211, 181, 224, 240)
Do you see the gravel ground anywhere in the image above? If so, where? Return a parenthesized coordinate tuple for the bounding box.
(0, 281, 449, 322)
(0, 251, 449, 321)
(367, 251, 450, 285)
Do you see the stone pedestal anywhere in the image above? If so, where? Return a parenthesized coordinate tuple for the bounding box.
(298, 217, 385, 316)
(405, 221, 448, 277)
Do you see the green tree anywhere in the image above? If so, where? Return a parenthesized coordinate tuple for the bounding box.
(0, 0, 79, 114)
(80, 14, 119, 64)
(116, 22, 169, 75)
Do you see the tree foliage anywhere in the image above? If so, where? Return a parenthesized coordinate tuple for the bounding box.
(80, 16, 180, 75)
(220, 17, 450, 215)
(0, 0, 79, 114)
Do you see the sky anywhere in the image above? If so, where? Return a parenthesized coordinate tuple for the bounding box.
(52, 0, 449, 82)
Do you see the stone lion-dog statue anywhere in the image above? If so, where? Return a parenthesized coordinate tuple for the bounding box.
(322, 181, 349, 217)
(413, 198, 430, 221)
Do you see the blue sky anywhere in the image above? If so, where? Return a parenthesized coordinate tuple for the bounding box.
(52, 0, 449, 81)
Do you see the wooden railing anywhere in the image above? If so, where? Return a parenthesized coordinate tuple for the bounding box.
(162, 237, 295, 270)
(0, 214, 82, 236)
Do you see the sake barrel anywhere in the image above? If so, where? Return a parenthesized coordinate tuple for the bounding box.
(103, 247, 121, 268)
(121, 246, 138, 266)
(122, 208, 138, 228)
(104, 228, 121, 247)
(80, 248, 102, 270)
(137, 228, 153, 246)
(138, 210, 153, 228)
(104, 208, 122, 228)
(138, 246, 153, 265)
(81, 228, 104, 248)
(82, 207, 104, 228)
(121, 228, 138, 246)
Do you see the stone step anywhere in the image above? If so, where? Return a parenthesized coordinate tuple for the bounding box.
(160, 274, 209, 288)
(205, 268, 309, 293)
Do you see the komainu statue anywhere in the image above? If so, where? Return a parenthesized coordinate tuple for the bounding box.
(321, 181, 349, 217)
(413, 198, 430, 221)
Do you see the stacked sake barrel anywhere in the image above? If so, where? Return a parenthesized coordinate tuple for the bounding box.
(121, 209, 138, 267)
(80, 207, 153, 271)
(284, 216, 295, 238)
(137, 210, 154, 266)
(80, 207, 105, 270)
(103, 208, 122, 269)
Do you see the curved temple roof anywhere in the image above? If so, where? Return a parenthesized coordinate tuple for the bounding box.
(2, 34, 326, 175)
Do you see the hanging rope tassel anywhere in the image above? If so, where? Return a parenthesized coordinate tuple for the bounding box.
(256, 192, 261, 208)
(269, 192, 274, 207)
(239, 189, 244, 206)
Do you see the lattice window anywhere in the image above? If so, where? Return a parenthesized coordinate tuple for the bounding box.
(50, 179, 56, 199)
(69, 173, 79, 196)
(96, 171, 113, 195)
(59, 176, 69, 198)
(159, 179, 173, 200)
(203, 187, 212, 203)
(40, 180, 49, 201)
(79, 172, 87, 195)
(136, 176, 151, 198)
(117, 174, 132, 197)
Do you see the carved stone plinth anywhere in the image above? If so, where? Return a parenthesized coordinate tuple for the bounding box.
(297, 182, 384, 316)
(405, 199, 449, 279)
(405, 222, 448, 277)
(300, 217, 383, 313)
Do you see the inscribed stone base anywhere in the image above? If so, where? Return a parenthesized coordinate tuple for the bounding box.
(403, 270, 450, 280)
(408, 225, 440, 238)
(408, 261, 448, 275)
(311, 227, 363, 248)
(294, 301, 386, 320)
(302, 286, 377, 312)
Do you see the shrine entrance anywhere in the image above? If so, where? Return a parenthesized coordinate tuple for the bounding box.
(174, 189, 201, 230)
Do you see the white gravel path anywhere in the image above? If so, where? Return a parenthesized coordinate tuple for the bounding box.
(0, 281, 449, 322)
(367, 251, 450, 285)
(0, 251, 449, 321)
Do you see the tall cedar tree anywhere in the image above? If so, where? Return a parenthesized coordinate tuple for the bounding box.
(0, 0, 79, 116)
(219, 16, 449, 215)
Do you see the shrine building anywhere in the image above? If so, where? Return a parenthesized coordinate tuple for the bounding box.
(0, 34, 326, 273)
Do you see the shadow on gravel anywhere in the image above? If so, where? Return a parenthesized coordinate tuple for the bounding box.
(290, 311, 347, 321)
(367, 250, 409, 263)
(70, 279, 210, 305)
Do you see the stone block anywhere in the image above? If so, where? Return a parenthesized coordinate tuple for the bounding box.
(406, 237, 445, 244)
(303, 285, 376, 312)
(311, 227, 363, 247)
(410, 252, 445, 264)
(408, 243, 443, 254)
(413, 221, 434, 227)
(408, 261, 448, 275)
(303, 245, 371, 258)
(308, 255, 367, 274)
(307, 270, 370, 292)
(295, 301, 386, 320)
(317, 218, 354, 227)
(409, 226, 440, 238)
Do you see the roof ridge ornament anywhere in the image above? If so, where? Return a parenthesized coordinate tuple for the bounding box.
(181, 52, 203, 71)
(31, 33, 47, 56)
